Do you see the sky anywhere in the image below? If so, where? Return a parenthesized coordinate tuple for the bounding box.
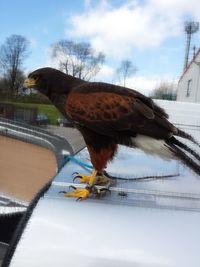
(0, 0, 200, 95)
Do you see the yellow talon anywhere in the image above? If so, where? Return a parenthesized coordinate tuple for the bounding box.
(73, 170, 110, 185)
(62, 169, 111, 201)
(74, 170, 97, 186)
(64, 188, 90, 200)
(76, 174, 92, 184)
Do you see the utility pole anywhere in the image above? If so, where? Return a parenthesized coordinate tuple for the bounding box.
(184, 21, 199, 70)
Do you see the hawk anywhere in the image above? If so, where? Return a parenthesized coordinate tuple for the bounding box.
(24, 67, 200, 199)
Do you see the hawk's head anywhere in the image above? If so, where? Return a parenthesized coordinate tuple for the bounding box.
(24, 67, 71, 96)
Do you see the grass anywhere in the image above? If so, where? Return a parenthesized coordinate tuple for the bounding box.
(4, 102, 61, 125)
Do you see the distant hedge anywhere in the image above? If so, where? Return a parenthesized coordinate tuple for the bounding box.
(1, 93, 51, 104)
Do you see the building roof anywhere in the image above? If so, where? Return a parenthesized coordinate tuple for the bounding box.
(179, 47, 200, 83)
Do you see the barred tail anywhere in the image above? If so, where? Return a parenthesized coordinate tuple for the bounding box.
(166, 136, 200, 176)
(176, 128, 200, 148)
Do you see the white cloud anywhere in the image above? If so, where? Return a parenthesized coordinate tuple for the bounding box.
(92, 60, 178, 96)
(65, 0, 200, 58)
(42, 46, 61, 69)
(126, 75, 178, 96)
(93, 64, 115, 81)
(125, 75, 165, 96)
(93, 62, 177, 96)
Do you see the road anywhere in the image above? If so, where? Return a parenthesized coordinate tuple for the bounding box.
(44, 125, 85, 153)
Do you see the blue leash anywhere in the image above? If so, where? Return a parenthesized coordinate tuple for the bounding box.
(64, 155, 93, 170)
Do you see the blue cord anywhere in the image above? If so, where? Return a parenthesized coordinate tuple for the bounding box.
(65, 155, 93, 169)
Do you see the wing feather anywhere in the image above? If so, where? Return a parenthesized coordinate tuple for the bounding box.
(66, 83, 175, 139)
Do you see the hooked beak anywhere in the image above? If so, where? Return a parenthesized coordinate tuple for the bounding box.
(23, 78, 37, 88)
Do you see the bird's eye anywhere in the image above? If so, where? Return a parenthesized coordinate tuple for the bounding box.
(29, 73, 41, 80)
(32, 75, 38, 80)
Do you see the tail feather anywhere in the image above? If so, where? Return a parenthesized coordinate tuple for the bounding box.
(170, 136, 200, 162)
(166, 136, 200, 176)
(176, 128, 200, 148)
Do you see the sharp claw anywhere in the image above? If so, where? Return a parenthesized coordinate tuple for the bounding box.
(69, 185, 77, 190)
(73, 175, 82, 182)
(73, 177, 77, 182)
(59, 190, 66, 194)
(76, 197, 83, 201)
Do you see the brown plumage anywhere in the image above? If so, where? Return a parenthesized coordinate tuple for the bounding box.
(24, 67, 200, 198)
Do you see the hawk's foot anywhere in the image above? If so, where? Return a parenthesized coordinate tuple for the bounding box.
(60, 186, 91, 201)
(73, 170, 110, 185)
(60, 185, 111, 201)
(73, 172, 95, 184)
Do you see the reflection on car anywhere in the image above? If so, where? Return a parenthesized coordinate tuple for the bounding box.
(36, 113, 49, 126)
(57, 117, 73, 127)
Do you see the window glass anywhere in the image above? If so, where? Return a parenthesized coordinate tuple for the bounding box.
(186, 79, 192, 97)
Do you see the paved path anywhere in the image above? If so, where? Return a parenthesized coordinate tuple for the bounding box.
(44, 126, 85, 153)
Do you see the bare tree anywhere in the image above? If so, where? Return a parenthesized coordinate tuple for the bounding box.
(0, 77, 7, 98)
(116, 59, 138, 87)
(0, 34, 29, 96)
(150, 81, 177, 100)
(51, 40, 105, 81)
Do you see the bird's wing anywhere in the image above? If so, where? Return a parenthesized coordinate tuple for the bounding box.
(66, 82, 176, 139)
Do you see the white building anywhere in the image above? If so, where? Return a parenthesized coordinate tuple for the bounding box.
(177, 48, 200, 103)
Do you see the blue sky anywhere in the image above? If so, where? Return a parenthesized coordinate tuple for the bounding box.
(0, 0, 200, 95)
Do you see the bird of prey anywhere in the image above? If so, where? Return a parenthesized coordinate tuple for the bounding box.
(24, 67, 200, 200)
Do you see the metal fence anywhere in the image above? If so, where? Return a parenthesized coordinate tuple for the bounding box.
(0, 103, 37, 125)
